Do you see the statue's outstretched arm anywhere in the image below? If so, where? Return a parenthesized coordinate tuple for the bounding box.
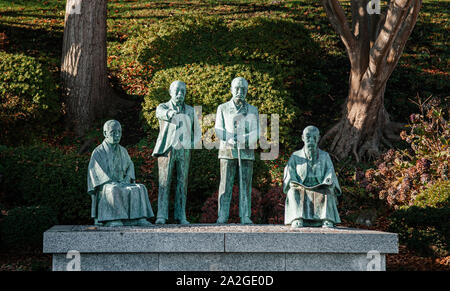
(156, 104, 176, 121)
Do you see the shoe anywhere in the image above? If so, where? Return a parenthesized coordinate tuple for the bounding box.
(240, 216, 253, 224)
(105, 220, 123, 227)
(322, 220, 334, 228)
(136, 218, 152, 226)
(216, 217, 228, 224)
(176, 219, 190, 225)
(291, 219, 303, 228)
(155, 218, 166, 224)
(94, 219, 103, 226)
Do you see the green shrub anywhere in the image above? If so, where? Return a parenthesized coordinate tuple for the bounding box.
(389, 207, 450, 257)
(133, 17, 322, 70)
(356, 99, 450, 256)
(0, 205, 58, 250)
(0, 51, 60, 145)
(142, 63, 298, 145)
(121, 16, 329, 147)
(0, 145, 91, 224)
(413, 180, 450, 208)
(361, 98, 449, 208)
(389, 180, 450, 257)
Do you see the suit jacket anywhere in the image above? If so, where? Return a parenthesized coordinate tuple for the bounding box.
(152, 100, 201, 157)
(215, 100, 259, 160)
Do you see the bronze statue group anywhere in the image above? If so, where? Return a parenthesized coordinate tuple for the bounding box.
(87, 77, 341, 229)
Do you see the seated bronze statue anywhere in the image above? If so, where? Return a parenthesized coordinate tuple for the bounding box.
(87, 120, 154, 227)
(283, 126, 341, 228)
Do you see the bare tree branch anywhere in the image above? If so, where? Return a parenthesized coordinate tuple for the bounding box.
(322, 0, 356, 54)
(351, 0, 370, 74)
(321, 0, 421, 160)
(351, 0, 369, 40)
(382, 0, 422, 83)
(372, 12, 386, 48)
(319, 121, 343, 146)
(374, 0, 391, 42)
(369, 0, 414, 78)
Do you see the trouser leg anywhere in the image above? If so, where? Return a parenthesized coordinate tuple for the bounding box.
(174, 149, 190, 221)
(157, 152, 174, 220)
(239, 160, 253, 218)
(217, 159, 236, 220)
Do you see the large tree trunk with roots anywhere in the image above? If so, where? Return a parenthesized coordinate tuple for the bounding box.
(61, 0, 118, 136)
(320, 0, 422, 161)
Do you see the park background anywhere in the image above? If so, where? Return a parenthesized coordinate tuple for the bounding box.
(0, 0, 448, 270)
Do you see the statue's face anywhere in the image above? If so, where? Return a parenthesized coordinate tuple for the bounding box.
(231, 80, 247, 101)
(302, 129, 319, 152)
(104, 122, 122, 145)
(170, 83, 186, 105)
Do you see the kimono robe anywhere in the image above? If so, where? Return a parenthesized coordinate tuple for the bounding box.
(87, 141, 154, 223)
(283, 148, 341, 225)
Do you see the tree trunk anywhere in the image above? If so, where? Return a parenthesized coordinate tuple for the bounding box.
(61, 0, 115, 135)
(320, 0, 422, 161)
(325, 70, 402, 161)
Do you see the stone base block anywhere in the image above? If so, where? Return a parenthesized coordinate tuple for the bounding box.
(44, 224, 398, 271)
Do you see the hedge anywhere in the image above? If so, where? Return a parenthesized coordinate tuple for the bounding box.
(389, 180, 450, 257)
(0, 51, 60, 144)
(0, 145, 91, 225)
(120, 16, 329, 147)
(0, 205, 58, 250)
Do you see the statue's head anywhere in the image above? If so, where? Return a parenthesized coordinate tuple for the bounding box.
(302, 125, 320, 152)
(231, 77, 248, 102)
(169, 80, 186, 105)
(103, 120, 122, 145)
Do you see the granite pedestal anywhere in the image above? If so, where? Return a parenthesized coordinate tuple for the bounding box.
(43, 224, 398, 271)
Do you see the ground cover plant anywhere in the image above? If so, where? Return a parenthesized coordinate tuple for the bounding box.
(0, 0, 448, 271)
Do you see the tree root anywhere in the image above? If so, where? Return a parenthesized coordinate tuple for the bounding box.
(381, 134, 394, 148)
(321, 113, 404, 162)
(319, 121, 342, 147)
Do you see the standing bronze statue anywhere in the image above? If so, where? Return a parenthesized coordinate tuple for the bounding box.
(215, 77, 259, 224)
(283, 126, 342, 228)
(87, 120, 154, 227)
(153, 80, 201, 224)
